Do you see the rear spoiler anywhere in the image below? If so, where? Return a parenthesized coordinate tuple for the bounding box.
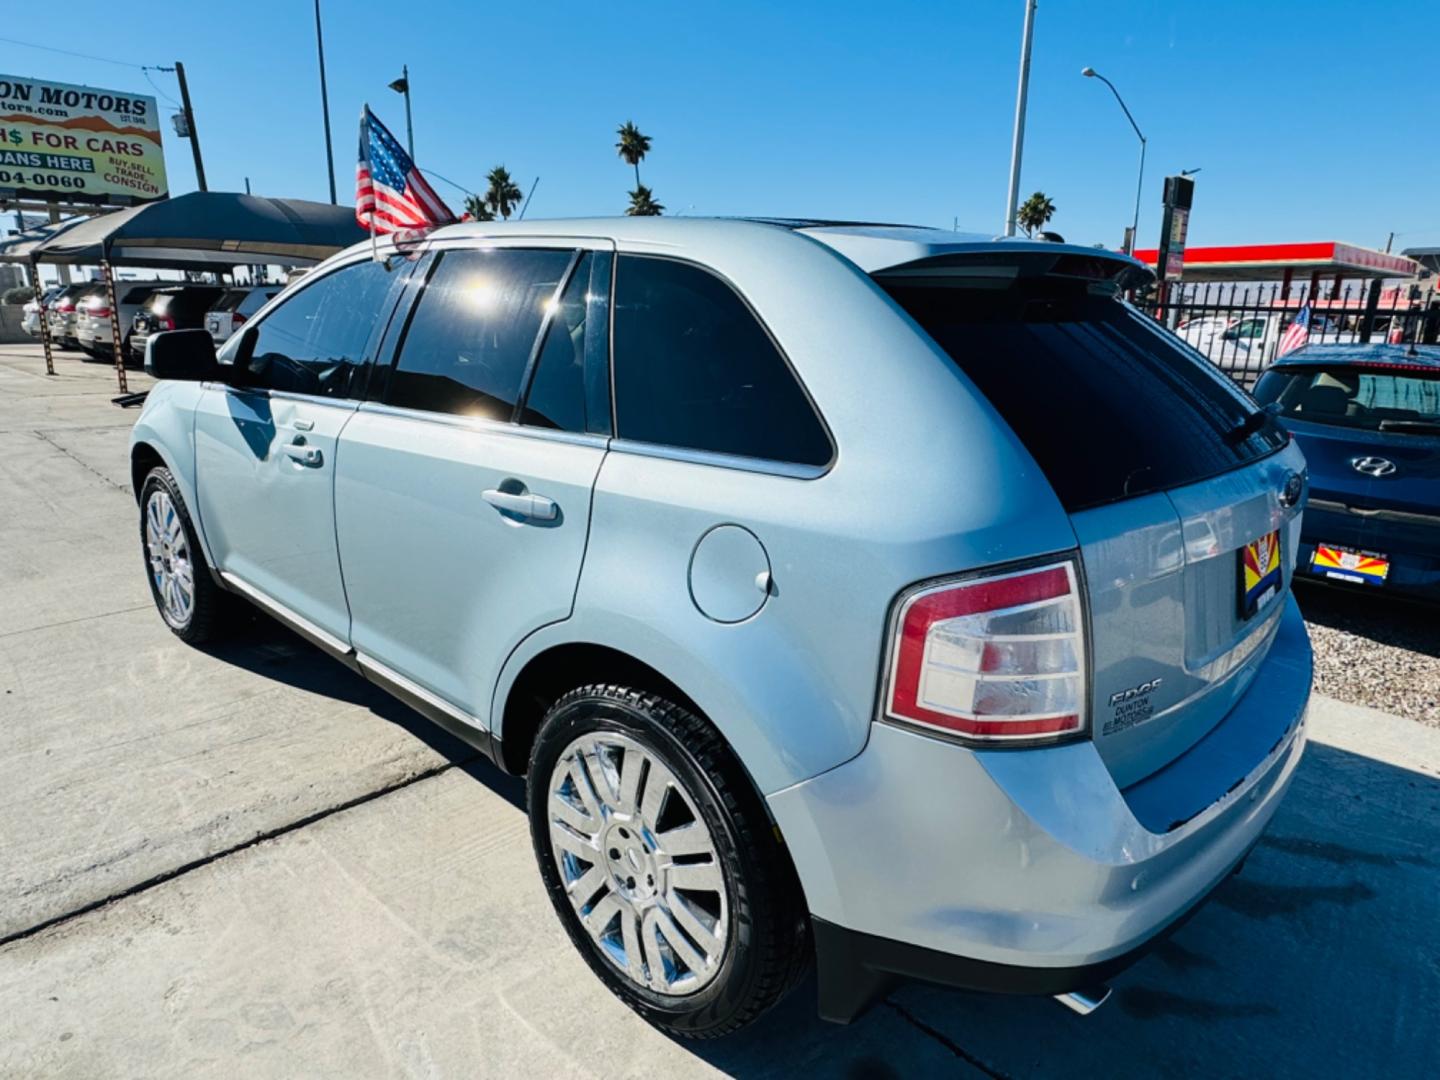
(872, 249, 1154, 293)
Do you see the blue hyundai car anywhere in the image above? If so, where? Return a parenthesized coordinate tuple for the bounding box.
(1253, 343, 1440, 601)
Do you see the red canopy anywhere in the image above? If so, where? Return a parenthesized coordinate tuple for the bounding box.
(1130, 241, 1419, 282)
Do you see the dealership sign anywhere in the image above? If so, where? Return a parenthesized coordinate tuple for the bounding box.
(0, 74, 168, 205)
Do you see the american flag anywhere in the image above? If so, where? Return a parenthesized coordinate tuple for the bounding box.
(356, 106, 454, 233)
(1277, 304, 1311, 357)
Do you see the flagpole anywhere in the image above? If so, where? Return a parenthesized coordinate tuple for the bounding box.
(362, 105, 380, 264)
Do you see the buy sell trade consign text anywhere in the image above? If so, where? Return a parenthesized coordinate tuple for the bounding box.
(0, 74, 169, 205)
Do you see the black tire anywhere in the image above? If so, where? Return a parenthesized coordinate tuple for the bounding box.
(138, 466, 230, 644)
(528, 684, 810, 1038)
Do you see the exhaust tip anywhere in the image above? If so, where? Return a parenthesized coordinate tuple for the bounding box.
(1054, 985, 1112, 1016)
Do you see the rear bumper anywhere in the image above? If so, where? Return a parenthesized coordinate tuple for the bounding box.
(769, 596, 1311, 1022)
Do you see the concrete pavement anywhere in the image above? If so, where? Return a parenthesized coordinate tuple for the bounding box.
(1, 344, 1435, 1078)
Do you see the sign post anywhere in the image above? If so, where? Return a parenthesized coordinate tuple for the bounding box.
(1154, 174, 1195, 325)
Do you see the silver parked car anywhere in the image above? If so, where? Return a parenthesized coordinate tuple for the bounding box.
(129, 219, 1311, 1037)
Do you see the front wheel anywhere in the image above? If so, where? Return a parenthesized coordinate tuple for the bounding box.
(138, 466, 230, 644)
(528, 685, 810, 1038)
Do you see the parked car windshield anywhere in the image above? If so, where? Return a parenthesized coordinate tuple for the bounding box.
(1253, 364, 1440, 433)
(881, 271, 1288, 511)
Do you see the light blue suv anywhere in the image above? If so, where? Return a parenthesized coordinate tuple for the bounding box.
(130, 219, 1312, 1037)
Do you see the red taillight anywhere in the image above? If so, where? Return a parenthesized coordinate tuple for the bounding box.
(883, 560, 1088, 744)
(161, 315, 176, 331)
(232, 311, 247, 327)
(56, 300, 74, 313)
(89, 306, 111, 318)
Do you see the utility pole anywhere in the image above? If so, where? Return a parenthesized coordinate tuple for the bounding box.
(173, 62, 207, 192)
(314, 0, 337, 203)
(1003, 0, 1038, 237)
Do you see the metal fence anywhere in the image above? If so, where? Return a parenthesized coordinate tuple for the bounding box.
(1148, 280, 1440, 387)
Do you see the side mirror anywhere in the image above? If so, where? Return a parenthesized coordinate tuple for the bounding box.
(145, 329, 218, 381)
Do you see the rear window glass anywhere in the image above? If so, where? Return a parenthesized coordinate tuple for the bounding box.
(1254, 365, 1440, 433)
(882, 274, 1287, 511)
(212, 289, 248, 312)
(119, 286, 156, 305)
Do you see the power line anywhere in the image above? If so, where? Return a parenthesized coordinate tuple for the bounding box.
(142, 67, 182, 109)
(0, 35, 149, 70)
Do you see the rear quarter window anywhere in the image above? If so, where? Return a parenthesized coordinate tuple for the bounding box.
(611, 255, 832, 468)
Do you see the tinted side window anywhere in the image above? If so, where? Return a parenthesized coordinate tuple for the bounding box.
(520, 252, 596, 433)
(387, 248, 573, 420)
(612, 256, 831, 466)
(242, 261, 396, 397)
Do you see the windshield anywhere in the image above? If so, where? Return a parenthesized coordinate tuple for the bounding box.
(880, 274, 1288, 511)
(1253, 364, 1440, 433)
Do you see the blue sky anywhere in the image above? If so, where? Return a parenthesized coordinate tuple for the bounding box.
(6, 0, 1439, 251)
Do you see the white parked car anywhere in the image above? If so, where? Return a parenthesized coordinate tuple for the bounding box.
(74, 281, 169, 357)
(206, 286, 282, 345)
(21, 286, 64, 338)
(1182, 312, 1354, 377)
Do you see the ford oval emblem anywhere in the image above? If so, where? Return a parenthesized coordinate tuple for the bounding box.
(1279, 472, 1304, 508)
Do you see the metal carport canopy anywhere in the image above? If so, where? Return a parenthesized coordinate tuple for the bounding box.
(24, 191, 366, 394)
(0, 216, 91, 264)
(26, 191, 366, 270)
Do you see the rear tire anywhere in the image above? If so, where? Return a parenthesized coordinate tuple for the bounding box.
(528, 684, 810, 1038)
(138, 466, 230, 644)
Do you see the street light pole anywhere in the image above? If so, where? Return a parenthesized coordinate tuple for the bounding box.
(1003, 0, 1038, 237)
(1082, 67, 1145, 254)
(314, 0, 337, 204)
(388, 65, 414, 158)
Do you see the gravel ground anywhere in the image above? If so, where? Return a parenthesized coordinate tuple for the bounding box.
(1295, 581, 1440, 726)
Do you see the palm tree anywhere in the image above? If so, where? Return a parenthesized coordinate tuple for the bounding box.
(484, 166, 524, 220)
(615, 121, 652, 187)
(626, 184, 664, 217)
(463, 193, 494, 222)
(1017, 191, 1056, 237)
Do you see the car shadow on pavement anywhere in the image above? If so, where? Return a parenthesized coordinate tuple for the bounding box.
(191, 603, 1439, 1079)
(684, 741, 1440, 1080)
(1294, 581, 1439, 658)
(197, 605, 526, 811)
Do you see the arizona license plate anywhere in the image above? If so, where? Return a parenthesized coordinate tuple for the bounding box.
(1239, 529, 1282, 618)
(1311, 544, 1390, 586)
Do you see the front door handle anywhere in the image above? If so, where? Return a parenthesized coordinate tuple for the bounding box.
(282, 442, 323, 467)
(482, 488, 557, 521)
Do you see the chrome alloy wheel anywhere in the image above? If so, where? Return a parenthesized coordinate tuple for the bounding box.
(145, 490, 194, 628)
(547, 732, 730, 996)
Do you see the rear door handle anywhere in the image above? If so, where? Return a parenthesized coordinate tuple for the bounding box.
(282, 442, 323, 467)
(482, 488, 557, 521)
